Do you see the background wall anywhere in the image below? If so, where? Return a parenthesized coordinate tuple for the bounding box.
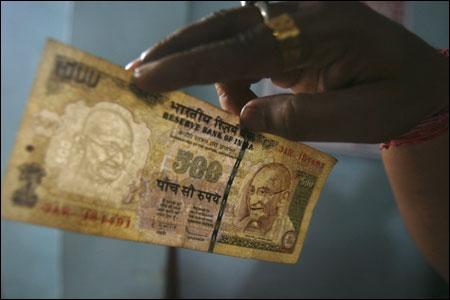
(1, 1, 448, 298)
(2, 3, 70, 298)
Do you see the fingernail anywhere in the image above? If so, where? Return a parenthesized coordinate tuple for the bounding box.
(134, 61, 160, 78)
(133, 65, 146, 78)
(132, 63, 163, 92)
(241, 105, 265, 132)
(125, 58, 141, 71)
(215, 83, 227, 98)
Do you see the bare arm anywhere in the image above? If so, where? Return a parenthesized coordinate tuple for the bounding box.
(383, 132, 449, 281)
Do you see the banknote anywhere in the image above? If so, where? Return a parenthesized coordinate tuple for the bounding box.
(1, 39, 336, 263)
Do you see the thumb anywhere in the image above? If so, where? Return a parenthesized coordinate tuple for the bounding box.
(240, 94, 309, 141)
(239, 82, 421, 143)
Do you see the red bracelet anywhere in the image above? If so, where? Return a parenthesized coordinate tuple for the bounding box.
(380, 48, 449, 150)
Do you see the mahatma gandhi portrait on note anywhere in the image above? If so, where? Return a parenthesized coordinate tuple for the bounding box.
(44, 101, 150, 204)
(234, 163, 294, 245)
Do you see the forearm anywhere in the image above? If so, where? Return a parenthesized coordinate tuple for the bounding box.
(382, 131, 449, 281)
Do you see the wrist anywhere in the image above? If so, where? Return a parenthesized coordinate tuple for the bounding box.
(381, 107, 448, 150)
(381, 48, 449, 150)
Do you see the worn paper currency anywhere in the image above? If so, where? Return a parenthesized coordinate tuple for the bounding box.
(1, 39, 336, 263)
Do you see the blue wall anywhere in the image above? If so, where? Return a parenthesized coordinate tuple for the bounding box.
(1, 2, 70, 298)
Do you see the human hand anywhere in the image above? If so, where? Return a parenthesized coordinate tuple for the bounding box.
(127, 2, 448, 143)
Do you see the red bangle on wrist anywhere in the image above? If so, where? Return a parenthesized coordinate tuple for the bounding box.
(380, 48, 449, 150)
(380, 108, 449, 150)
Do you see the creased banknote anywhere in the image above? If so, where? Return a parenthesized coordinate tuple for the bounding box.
(1, 39, 336, 263)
